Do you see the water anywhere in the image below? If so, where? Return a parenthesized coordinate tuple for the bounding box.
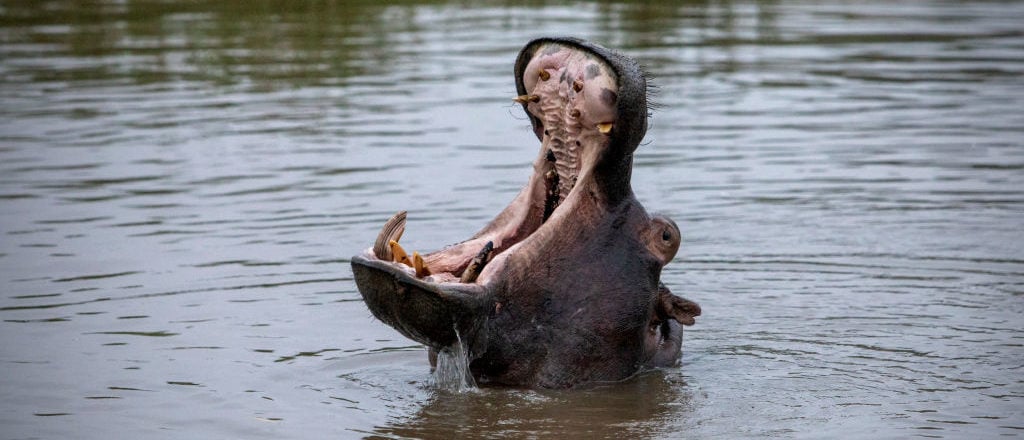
(432, 328, 476, 394)
(1, 0, 1022, 438)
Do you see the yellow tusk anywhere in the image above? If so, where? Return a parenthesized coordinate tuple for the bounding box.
(597, 122, 613, 134)
(389, 240, 413, 267)
(538, 69, 550, 81)
(413, 252, 431, 277)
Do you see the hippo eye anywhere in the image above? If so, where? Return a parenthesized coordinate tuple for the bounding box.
(662, 229, 672, 242)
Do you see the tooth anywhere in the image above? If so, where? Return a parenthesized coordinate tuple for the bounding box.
(373, 211, 407, 260)
(570, 109, 581, 118)
(460, 241, 494, 283)
(389, 240, 413, 267)
(597, 122, 613, 134)
(573, 80, 583, 92)
(514, 94, 540, 104)
(538, 69, 550, 81)
(413, 252, 431, 277)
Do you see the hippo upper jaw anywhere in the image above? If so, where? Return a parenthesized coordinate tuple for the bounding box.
(514, 37, 650, 204)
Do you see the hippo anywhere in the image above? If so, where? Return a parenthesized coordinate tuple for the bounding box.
(351, 37, 700, 389)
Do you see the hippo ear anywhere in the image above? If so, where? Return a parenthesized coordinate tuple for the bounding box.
(351, 255, 492, 356)
(657, 283, 701, 326)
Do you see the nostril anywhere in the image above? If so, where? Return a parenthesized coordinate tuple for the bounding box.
(539, 69, 550, 81)
(662, 229, 672, 242)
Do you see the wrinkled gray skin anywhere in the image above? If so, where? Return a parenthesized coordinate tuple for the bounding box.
(351, 37, 700, 389)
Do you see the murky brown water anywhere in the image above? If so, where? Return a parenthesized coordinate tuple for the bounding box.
(2, 1, 1023, 438)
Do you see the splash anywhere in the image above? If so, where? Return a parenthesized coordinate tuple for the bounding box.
(432, 325, 477, 393)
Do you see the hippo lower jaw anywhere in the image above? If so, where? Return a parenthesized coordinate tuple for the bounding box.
(351, 37, 700, 388)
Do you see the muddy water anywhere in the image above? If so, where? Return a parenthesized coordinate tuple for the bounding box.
(2, 1, 1022, 438)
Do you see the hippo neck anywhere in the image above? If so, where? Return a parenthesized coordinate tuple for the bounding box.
(592, 149, 634, 205)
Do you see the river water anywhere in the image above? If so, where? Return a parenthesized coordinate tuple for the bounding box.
(1, 1, 1022, 438)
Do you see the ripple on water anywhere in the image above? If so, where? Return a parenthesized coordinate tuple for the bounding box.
(1, 0, 1023, 438)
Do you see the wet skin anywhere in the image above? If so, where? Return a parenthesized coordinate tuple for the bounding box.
(351, 37, 700, 388)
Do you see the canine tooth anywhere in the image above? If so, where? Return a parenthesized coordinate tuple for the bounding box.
(573, 80, 583, 92)
(413, 252, 431, 277)
(373, 211, 407, 260)
(460, 241, 494, 283)
(538, 69, 550, 81)
(513, 94, 540, 104)
(389, 240, 413, 267)
(597, 122, 613, 134)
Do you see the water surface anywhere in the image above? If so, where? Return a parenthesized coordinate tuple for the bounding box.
(1, 1, 1023, 438)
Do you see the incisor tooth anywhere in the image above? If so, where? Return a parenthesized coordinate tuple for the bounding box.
(413, 252, 431, 277)
(389, 240, 413, 267)
(373, 211, 406, 261)
(597, 122, 613, 134)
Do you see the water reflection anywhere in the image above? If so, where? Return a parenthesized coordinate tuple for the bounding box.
(379, 371, 694, 438)
(1, 0, 796, 89)
(2, 0, 1023, 438)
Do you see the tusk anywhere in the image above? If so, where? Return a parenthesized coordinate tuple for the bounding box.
(538, 69, 550, 81)
(373, 211, 406, 260)
(514, 94, 540, 104)
(460, 241, 494, 283)
(596, 122, 613, 134)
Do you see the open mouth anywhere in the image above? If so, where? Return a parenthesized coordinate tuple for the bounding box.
(358, 40, 625, 289)
(351, 38, 698, 387)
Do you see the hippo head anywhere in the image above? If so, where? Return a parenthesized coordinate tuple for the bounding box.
(351, 37, 700, 388)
